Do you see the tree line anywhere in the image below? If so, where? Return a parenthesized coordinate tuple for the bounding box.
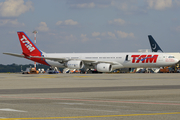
(0, 63, 51, 73)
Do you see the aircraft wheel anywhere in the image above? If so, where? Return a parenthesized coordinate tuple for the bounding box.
(87, 70, 92, 74)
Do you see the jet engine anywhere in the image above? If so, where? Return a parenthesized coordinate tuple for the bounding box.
(66, 60, 84, 69)
(96, 63, 112, 72)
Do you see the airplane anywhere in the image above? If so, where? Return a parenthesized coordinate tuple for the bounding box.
(148, 35, 163, 52)
(3, 31, 178, 73)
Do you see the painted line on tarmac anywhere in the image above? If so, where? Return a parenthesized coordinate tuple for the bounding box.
(36, 75, 91, 78)
(0, 112, 180, 120)
(1, 96, 180, 106)
(66, 107, 118, 113)
(37, 75, 59, 78)
(0, 108, 27, 112)
(73, 76, 92, 78)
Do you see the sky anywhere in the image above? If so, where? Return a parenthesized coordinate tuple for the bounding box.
(1, 0, 180, 65)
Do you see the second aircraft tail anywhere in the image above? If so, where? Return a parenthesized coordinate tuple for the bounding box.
(148, 35, 163, 52)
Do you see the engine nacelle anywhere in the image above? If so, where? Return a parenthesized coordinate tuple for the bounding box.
(96, 63, 112, 72)
(66, 60, 84, 69)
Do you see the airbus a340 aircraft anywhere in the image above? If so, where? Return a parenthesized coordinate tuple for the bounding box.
(3, 32, 178, 73)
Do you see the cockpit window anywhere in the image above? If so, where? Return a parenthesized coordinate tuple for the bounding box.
(168, 56, 175, 58)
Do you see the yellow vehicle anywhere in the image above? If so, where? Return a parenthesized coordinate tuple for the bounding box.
(22, 68, 39, 74)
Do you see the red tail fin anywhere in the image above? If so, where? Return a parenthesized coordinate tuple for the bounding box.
(17, 32, 41, 56)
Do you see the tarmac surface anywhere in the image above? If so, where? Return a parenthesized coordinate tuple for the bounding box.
(0, 73, 180, 120)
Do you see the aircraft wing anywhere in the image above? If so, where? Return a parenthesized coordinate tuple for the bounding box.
(29, 56, 68, 62)
(81, 59, 120, 65)
(3, 52, 25, 58)
(30, 56, 120, 65)
(3, 53, 121, 65)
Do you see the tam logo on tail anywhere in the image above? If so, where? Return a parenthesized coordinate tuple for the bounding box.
(21, 35, 35, 52)
(17, 32, 42, 56)
(16, 31, 49, 66)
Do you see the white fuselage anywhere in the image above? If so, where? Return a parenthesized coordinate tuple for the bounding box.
(43, 52, 178, 70)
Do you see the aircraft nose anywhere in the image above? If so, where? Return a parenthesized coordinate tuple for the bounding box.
(174, 58, 179, 63)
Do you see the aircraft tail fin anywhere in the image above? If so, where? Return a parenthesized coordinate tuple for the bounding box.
(17, 31, 42, 56)
(148, 35, 163, 52)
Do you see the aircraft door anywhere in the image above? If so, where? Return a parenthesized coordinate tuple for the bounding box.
(124, 54, 133, 64)
(125, 55, 131, 61)
(124, 54, 134, 68)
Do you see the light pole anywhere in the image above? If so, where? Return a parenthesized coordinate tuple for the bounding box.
(33, 30, 38, 70)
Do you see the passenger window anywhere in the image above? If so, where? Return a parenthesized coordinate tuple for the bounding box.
(168, 56, 174, 58)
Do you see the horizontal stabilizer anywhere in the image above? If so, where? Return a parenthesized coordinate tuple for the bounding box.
(3, 52, 25, 58)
